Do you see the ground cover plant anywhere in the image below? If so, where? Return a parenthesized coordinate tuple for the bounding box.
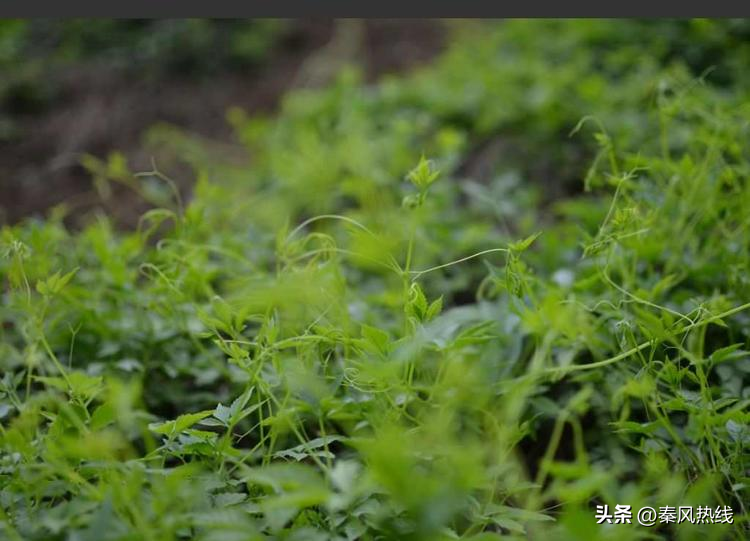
(1, 19, 749, 540)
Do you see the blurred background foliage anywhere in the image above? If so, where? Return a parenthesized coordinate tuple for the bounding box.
(1, 18, 750, 541)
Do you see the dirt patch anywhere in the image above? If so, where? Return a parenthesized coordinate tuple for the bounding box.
(0, 20, 445, 227)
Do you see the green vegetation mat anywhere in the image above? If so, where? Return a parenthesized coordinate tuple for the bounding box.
(1, 20, 749, 540)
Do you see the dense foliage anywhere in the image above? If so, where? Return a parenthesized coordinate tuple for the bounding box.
(1, 19, 749, 540)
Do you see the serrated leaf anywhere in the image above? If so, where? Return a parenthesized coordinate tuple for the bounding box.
(149, 410, 214, 436)
(361, 325, 390, 355)
(509, 231, 541, 252)
(229, 387, 255, 419)
(273, 436, 344, 461)
(214, 403, 232, 425)
(709, 344, 747, 364)
(425, 296, 443, 321)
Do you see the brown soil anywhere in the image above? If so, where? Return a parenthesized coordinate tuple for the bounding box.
(0, 20, 445, 227)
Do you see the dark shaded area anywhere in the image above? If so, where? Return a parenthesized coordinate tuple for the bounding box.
(0, 19, 445, 226)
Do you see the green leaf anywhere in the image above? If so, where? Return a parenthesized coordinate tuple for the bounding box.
(361, 325, 390, 355)
(407, 155, 440, 190)
(425, 296, 443, 321)
(90, 403, 115, 430)
(35, 267, 79, 296)
(149, 410, 214, 437)
(709, 344, 747, 364)
(35, 372, 103, 400)
(509, 231, 541, 252)
(407, 282, 429, 321)
(273, 436, 344, 461)
(229, 387, 255, 420)
(214, 403, 232, 425)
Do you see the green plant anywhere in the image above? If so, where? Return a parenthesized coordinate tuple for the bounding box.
(1, 19, 748, 541)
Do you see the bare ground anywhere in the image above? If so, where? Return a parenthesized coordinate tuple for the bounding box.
(0, 20, 445, 227)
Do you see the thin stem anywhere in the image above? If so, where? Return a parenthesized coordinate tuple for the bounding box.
(544, 300, 750, 376)
(409, 248, 510, 279)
